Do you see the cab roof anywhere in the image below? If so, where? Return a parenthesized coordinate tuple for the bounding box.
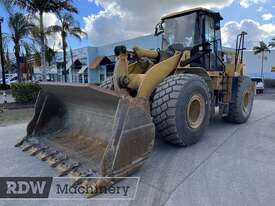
(161, 7, 223, 21)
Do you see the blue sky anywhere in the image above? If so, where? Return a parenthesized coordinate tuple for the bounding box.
(0, 0, 275, 50)
(220, 0, 274, 22)
(0, 0, 101, 49)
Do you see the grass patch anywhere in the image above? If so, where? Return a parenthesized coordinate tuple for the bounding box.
(0, 108, 34, 126)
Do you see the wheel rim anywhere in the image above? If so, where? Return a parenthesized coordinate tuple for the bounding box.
(242, 91, 251, 113)
(187, 94, 206, 129)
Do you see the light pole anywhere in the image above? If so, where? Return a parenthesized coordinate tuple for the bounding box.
(0, 17, 6, 90)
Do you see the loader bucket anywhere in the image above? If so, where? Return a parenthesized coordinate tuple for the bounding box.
(16, 82, 155, 193)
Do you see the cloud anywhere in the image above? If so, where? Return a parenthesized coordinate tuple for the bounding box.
(42, 13, 62, 51)
(221, 19, 275, 49)
(32, 13, 62, 51)
(256, 6, 264, 12)
(84, 0, 234, 46)
(240, 0, 270, 8)
(262, 13, 274, 21)
(84, 0, 275, 48)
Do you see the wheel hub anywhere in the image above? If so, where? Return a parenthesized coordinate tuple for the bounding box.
(187, 94, 206, 129)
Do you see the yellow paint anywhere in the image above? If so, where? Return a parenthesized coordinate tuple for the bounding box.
(225, 64, 245, 77)
(128, 74, 145, 89)
(133, 46, 159, 59)
(113, 53, 129, 92)
(137, 52, 182, 98)
(177, 50, 191, 68)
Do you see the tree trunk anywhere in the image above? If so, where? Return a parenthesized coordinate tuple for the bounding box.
(261, 52, 264, 78)
(14, 42, 21, 82)
(0, 22, 6, 88)
(62, 32, 67, 82)
(39, 11, 46, 81)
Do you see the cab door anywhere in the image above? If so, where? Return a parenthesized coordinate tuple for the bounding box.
(204, 15, 223, 71)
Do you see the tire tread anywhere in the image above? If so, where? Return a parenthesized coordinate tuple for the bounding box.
(151, 74, 210, 146)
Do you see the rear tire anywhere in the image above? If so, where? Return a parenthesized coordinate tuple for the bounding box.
(151, 74, 211, 146)
(223, 76, 254, 123)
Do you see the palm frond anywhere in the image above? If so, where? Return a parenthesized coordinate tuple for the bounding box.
(0, 0, 17, 14)
(70, 27, 87, 40)
(48, 12, 87, 43)
(253, 41, 270, 54)
(46, 25, 62, 35)
(269, 38, 275, 48)
(15, 0, 78, 14)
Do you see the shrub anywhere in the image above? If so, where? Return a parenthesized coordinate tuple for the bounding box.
(11, 82, 41, 103)
(0, 84, 10, 90)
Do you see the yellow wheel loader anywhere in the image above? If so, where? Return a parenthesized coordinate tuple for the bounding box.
(16, 8, 254, 193)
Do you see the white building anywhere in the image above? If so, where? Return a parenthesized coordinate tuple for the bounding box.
(33, 34, 275, 84)
(243, 50, 275, 79)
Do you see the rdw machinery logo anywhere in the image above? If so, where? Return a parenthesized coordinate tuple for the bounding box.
(0, 177, 52, 199)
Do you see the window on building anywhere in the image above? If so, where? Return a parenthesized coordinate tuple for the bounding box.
(100, 74, 105, 82)
(106, 64, 115, 77)
(79, 57, 88, 65)
(84, 74, 88, 83)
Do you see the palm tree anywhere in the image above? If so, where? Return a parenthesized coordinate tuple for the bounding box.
(4, 48, 11, 72)
(0, 0, 14, 12)
(269, 38, 275, 48)
(2, 0, 78, 80)
(253, 41, 271, 78)
(1, 34, 11, 71)
(8, 12, 34, 81)
(47, 13, 86, 82)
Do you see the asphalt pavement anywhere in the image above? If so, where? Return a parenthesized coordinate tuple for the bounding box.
(0, 90, 274, 206)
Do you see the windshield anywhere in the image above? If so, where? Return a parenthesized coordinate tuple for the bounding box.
(251, 78, 263, 83)
(162, 13, 198, 50)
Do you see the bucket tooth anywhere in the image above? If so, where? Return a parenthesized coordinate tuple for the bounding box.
(70, 169, 98, 187)
(15, 138, 26, 147)
(68, 170, 84, 187)
(46, 153, 68, 168)
(57, 162, 80, 177)
(21, 143, 37, 152)
(38, 150, 58, 161)
(79, 180, 97, 198)
(29, 145, 49, 156)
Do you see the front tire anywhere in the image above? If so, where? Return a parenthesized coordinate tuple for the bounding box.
(151, 74, 211, 146)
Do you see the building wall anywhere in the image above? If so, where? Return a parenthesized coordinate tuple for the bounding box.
(97, 34, 162, 56)
(243, 50, 275, 79)
(53, 34, 275, 84)
(87, 47, 98, 83)
(88, 34, 162, 84)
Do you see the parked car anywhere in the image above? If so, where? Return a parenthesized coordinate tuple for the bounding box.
(251, 77, 264, 94)
(6, 74, 18, 86)
(0, 74, 13, 83)
(0, 74, 18, 87)
(32, 73, 43, 82)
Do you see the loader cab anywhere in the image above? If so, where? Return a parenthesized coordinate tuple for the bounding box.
(156, 8, 224, 71)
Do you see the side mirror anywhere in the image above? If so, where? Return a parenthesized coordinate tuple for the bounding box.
(214, 22, 220, 30)
(155, 21, 164, 36)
